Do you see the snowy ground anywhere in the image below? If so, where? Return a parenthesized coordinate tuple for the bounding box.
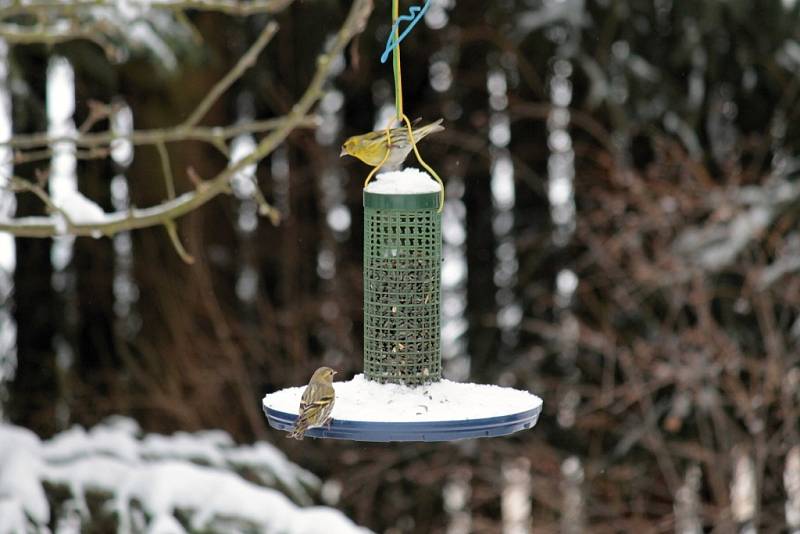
(0, 417, 371, 534)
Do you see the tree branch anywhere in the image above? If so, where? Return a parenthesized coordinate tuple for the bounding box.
(0, 0, 374, 239)
(0, 0, 294, 19)
(156, 141, 175, 199)
(165, 220, 195, 264)
(180, 21, 278, 129)
(0, 21, 113, 50)
(9, 176, 73, 225)
(4, 116, 319, 151)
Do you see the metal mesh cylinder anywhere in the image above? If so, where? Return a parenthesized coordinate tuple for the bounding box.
(363, 190, 441, 385)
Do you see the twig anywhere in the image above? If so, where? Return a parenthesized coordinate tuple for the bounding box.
(174, 10, 204, 44)
(165, 220, 194, 264)
(186, 166, 204, 189)
(78, 100, 113, 135)
(12, 146, 110, 164)
(180, 22, 279, 129)
(252, 186, 281, 225)
(10, 176, 54, 210)
(10, 176, 74, 227)
(156, 141, 175, 199)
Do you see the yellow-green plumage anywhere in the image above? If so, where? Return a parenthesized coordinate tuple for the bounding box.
(340, 118, 444, 170)
(288, 367, 337, 440)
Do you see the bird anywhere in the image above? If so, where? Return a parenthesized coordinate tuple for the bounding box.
(340, 118, 444, 171)
(287, 367, 337, 440)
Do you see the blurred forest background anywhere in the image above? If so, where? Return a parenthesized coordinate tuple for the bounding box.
(2, 0, 800, 531)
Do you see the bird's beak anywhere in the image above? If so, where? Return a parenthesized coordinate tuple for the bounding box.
(333, 370, 338, 375)
(339, 147, 347, 158)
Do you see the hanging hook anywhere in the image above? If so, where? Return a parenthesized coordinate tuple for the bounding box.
(367, 0, 444, 213)
(380, 0, 432, 64)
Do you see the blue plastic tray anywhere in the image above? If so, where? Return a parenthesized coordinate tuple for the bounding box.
(264, 402, 541, 442)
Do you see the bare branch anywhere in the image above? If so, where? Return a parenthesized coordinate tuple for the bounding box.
(165, 220, 195, 264)
(0, 0, 374, 239)
(180, 21, 278, 129)
(0, 21, 113, 51)
(10, 176, 66, 221)
(0, 0, 291, 57)
(253, 186, 281, 226)
(156, 142, 175, 199)
(78, 100, 114, 135)
(673, 177, 800, 272)
(0, 0, 294, 19)
(4, 116, 319, 151)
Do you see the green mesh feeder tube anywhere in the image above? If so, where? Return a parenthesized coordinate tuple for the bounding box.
(363, 190, 441, 385)
(263, 169, 542, 442)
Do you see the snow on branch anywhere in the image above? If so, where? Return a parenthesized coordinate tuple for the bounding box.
(672, 176, 800, 273)
(0, 0, 293, 60)
(0, 417, 371, 533)
(0, 0, 293, 19)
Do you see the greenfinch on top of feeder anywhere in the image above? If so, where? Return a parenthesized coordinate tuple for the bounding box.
(288, 366, 337, 440)
(340, 118, 444, 171)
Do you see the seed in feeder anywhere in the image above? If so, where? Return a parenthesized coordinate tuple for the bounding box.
(391, 305, 397, 314)
(422, 367, 429, 377)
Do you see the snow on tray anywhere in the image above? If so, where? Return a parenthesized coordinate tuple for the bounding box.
(364, 167, 441, 194)
(263, 374, 542, 423)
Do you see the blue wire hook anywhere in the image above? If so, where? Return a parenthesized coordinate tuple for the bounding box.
(380, 0, 432, 64)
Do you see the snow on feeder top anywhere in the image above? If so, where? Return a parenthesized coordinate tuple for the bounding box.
(262, 0, 542, 442)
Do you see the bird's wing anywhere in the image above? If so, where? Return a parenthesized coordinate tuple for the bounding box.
(387, 127, 408, 149)
(300, 382, 315, 405)
(420, 118, 445, 135)
(298, 382, 334, 413)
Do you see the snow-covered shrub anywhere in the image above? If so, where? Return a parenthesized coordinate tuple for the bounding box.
(0, 417, 370, 534)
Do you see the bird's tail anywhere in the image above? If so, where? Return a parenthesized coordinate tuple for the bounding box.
(287, 421, 308, 440)
(415, 118, 444, 140)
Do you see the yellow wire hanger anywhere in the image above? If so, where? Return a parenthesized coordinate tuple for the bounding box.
(362, 0, 445, 212)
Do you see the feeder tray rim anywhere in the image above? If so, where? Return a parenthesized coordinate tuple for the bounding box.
(263, 403, 542, 442)
(262, 374, 542, 440)
(262, 374, 542, 424)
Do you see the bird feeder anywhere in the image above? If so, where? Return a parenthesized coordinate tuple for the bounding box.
(263, 170, 542, 442)
(262, 0, 541, 442)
